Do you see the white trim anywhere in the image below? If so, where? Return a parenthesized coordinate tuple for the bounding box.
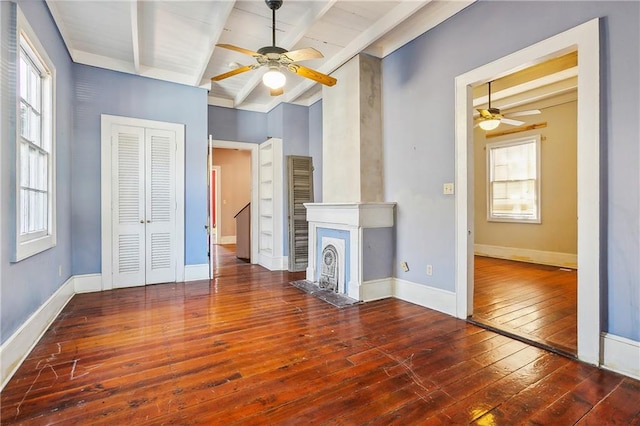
(0, 277, 74, 391)
(211, 139, 260, 264)
(393, 278, 457, 317)
(73, 273, 102, 293)
(184, 264, 210, 282)
(601, 333, 640, 380)
(219, 235, 236, 245)
(455, 18, 601, 365)
(100, 115, 186, 291)
(361, 278, 393, 302)
(474, 244, 577, 269)
(257, 254, 288, 271)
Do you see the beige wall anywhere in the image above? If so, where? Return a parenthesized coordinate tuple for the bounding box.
(213, 148, 251, 239)
(474, 97, 577, 255)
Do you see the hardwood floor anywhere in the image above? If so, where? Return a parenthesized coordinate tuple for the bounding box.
(2, 246, 638, 424)
(473, 256, 577, 356)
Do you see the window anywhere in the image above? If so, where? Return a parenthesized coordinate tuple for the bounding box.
(487, 135, 541, 223)
(15, 10, 56, 261)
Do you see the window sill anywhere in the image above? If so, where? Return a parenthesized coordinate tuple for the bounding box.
(14, 234, 57, 262)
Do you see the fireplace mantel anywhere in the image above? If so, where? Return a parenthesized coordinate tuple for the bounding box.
(304, 202, 396, 228)
(304, 202, 396, 301)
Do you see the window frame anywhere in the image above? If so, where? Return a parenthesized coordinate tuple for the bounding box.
(486, 134, 541, 224)
(14, 8, 56, 262)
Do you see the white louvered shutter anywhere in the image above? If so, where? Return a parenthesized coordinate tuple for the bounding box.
(112, 125, 146, 287)
(144, 129, 176, 284)
(287, 156, 314, 272)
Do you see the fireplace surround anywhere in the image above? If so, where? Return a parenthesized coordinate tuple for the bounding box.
(305, 202, 396, 301)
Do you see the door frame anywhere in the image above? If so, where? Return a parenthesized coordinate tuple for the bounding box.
(100, 114, 185, 290)
(209, 165, 221, 245)
(454, 19, 601, 365)
(212, 139, 259, 263)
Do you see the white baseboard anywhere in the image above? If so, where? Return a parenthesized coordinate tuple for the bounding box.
(73, 273, 102, 293)
(475, 244, 577, 268)
(601, 333, 640, 380)
(393, 278, 457, 316)
(258, 253, 288, 271)
(1, 277, 75, 391)
(361, 278, 393, 302)
(185, 264, 210, 282)
(219, 236, 237, 244)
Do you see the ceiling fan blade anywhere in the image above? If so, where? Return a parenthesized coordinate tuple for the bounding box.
(504, 109, 541, 118)
(211, 65, 253, 82)
(288, 64, 337, 87)
(216, 43, 262, 57)
(282, 47, 324, 62)
(501, 118, 525, 126)
(270, 87, 284, 96)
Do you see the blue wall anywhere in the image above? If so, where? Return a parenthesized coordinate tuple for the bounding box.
(72, 64, 209, 272)
(208, 103, 315, 259)
(362, 228, 394, 281)
(382, 1, 639, 340)
(208, 105, 267, 143)
(282, 103, 310, 257)
(1, 0, 74, 344)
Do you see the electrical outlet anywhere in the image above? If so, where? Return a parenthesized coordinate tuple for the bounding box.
(443, 183, 455, 195)
(400, 261, 409, 272)
(426, 264, 433, 276)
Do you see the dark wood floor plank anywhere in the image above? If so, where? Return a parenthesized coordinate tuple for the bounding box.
(576, 378, 640, 425)
(529, 368, 627, 425)
(474, 255, 577, 354)
(0, 245, 637, 425)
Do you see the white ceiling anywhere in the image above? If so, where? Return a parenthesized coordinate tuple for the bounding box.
(46, 0, 474, 112)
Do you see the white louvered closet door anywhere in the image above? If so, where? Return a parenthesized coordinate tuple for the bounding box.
(112, 125, 176, 288)
(144, 129, 176, 284)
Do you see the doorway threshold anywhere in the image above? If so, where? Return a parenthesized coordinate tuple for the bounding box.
(467, 317, 577, 360)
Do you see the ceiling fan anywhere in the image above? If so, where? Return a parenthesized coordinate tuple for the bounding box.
(476, 81, 541, 130)
(211, 0, 337, 96)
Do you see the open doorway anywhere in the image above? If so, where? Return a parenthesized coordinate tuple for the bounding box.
(469, 58, 578, 355)
(455, 19, 601, 366)
(210, 148, 251, 252)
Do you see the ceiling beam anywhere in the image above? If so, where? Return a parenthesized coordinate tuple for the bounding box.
(473, 68, 578, 108)
(233, 0, 337, 107)
(270, 0, 430, 110)
(194, 1, 237, 87)
(130, 1, 141, 74)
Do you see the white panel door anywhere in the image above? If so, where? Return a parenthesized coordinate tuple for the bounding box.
(112, 125, 176, 288)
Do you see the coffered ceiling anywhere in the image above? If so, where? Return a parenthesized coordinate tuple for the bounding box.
(46, 0, 474, 112)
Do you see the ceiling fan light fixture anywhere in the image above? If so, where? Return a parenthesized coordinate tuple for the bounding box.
(479, 118, 501, 131)
(263, 67, 286, 89)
